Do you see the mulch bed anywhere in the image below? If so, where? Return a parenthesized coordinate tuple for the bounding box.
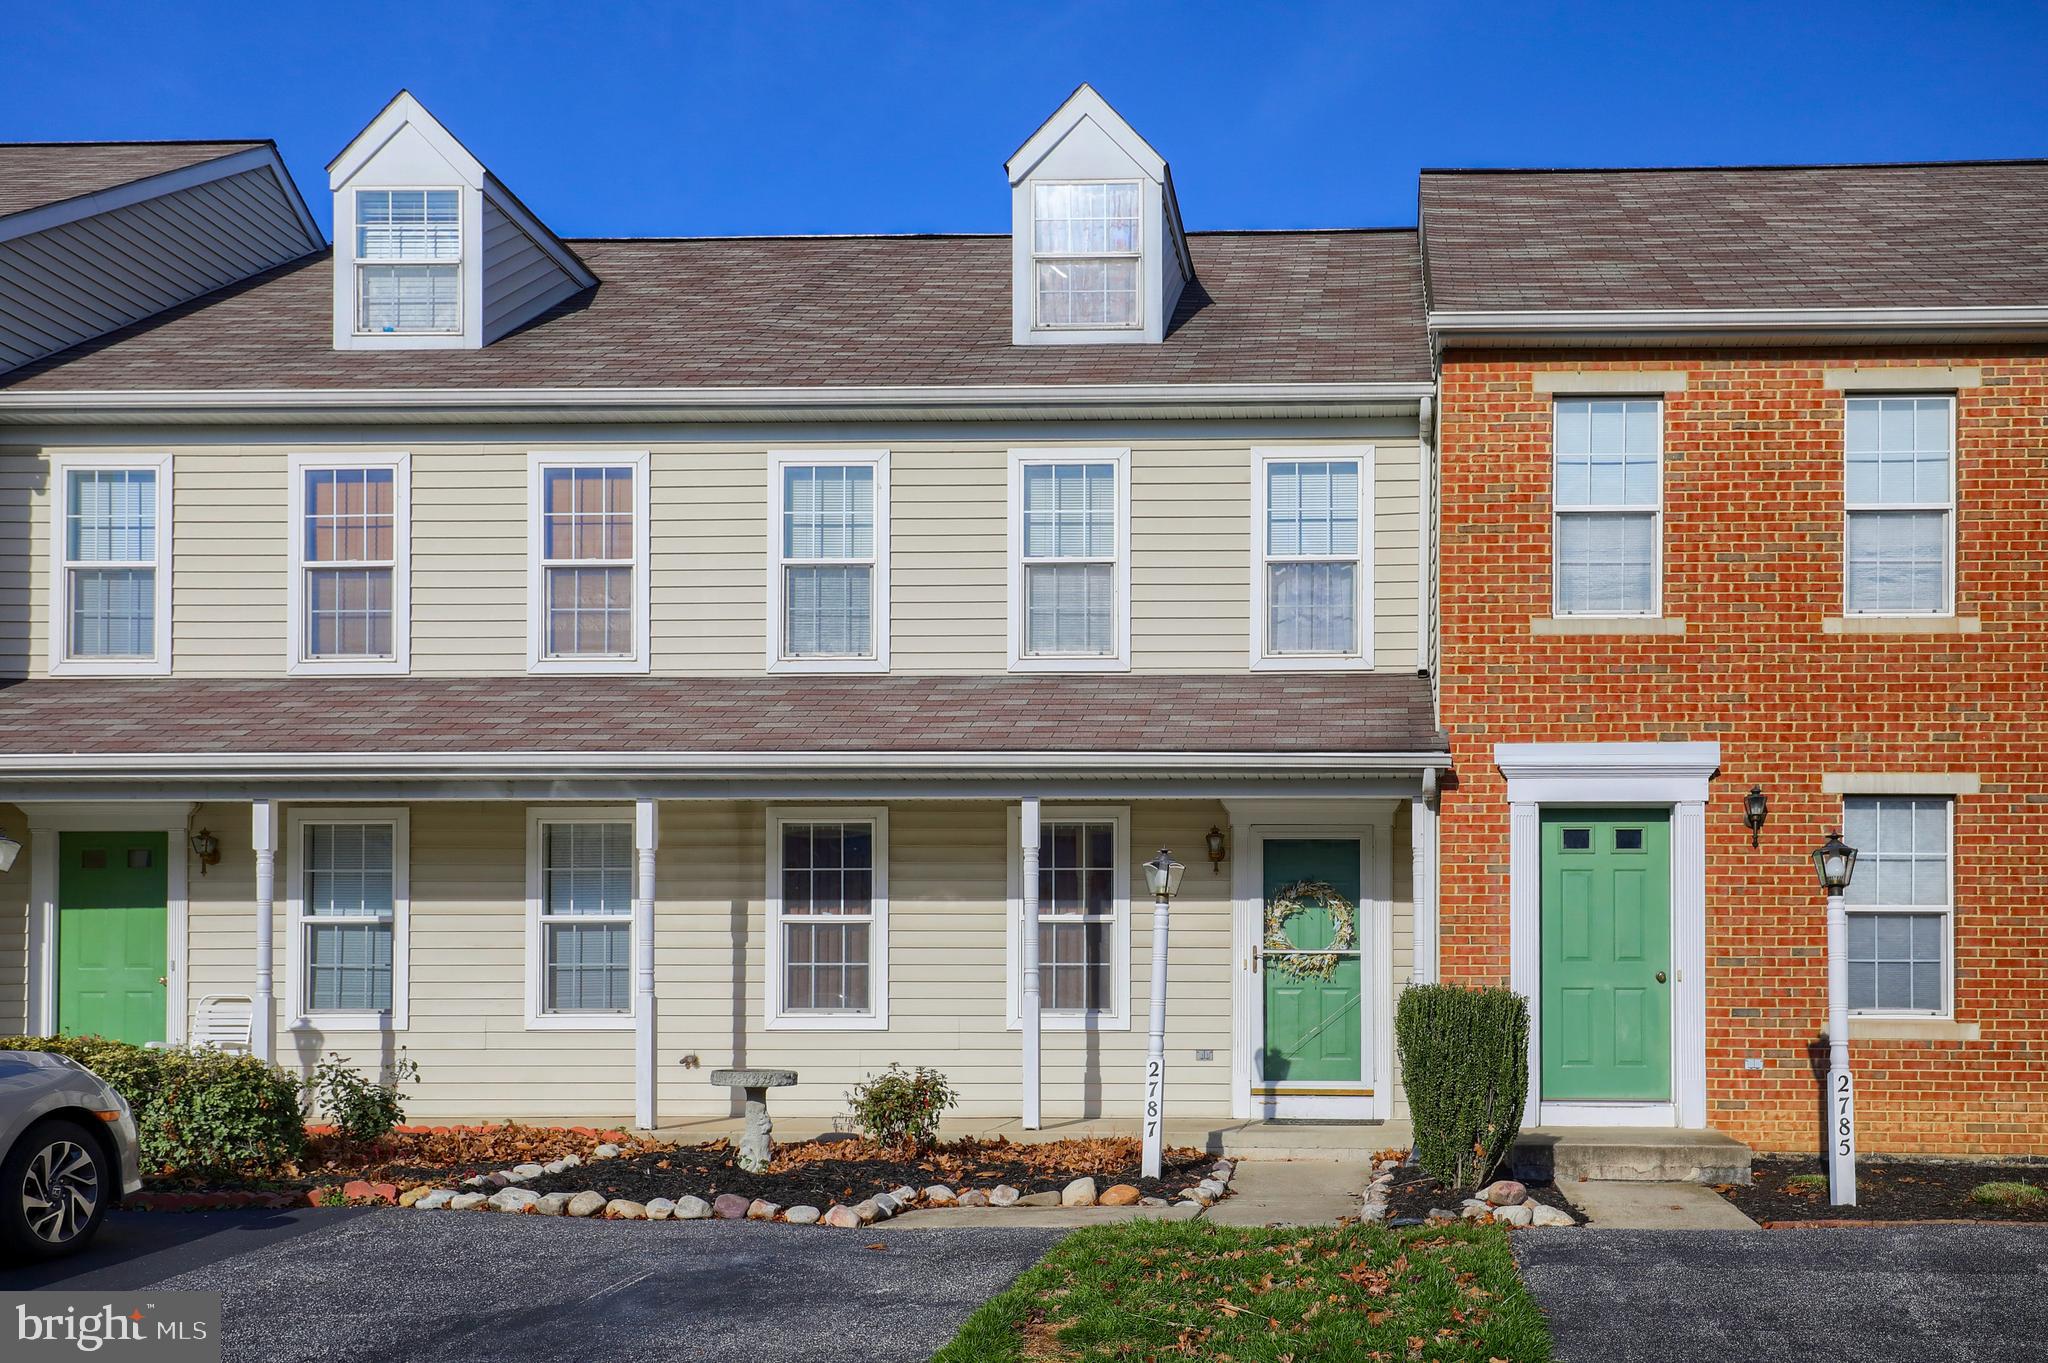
(517, 1135, 1219, 1210)
(131, 1123, 655, 1209)
(1382, 1162, 1584, 1226)
(1719, 1154, 2048, 1226)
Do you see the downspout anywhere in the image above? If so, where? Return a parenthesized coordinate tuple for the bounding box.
(1416, 392, 1437, 694)
(1020, 797, 1042, 1129)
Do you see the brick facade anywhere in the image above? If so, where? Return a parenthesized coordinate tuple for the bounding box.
(1436, 347, 2048, 1155)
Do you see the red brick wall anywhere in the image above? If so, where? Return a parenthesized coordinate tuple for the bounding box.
(1436, 347, 2048, 1155)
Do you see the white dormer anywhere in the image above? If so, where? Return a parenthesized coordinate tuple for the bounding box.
(1005, 84, 1193, 347)
(327, 91, 594, 351)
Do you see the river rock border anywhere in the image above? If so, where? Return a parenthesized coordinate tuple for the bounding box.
(1359, 1157, 1575, 1229)
(406, 1155, 1238, 1226)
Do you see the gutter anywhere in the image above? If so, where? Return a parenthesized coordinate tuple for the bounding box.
(1429, 304, 2048, 340)
(0, 381, 1436, 425)
(0, 747, 1452, 780)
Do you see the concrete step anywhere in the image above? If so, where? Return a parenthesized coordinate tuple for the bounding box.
(1511, 1126, 1753, 1185)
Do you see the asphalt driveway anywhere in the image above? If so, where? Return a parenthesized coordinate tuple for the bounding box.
(2, 1209, 1061, 1363)
(1517, 1225, 2048, 1363)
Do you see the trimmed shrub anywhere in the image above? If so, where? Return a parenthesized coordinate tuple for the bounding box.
(141, 1047, 306, 1175)
(846, 1063, 958, 1151)
(307, 1049, 421, 1145)
(0, 1035, 305, 1176)
(1396, 984, 1530, 1191)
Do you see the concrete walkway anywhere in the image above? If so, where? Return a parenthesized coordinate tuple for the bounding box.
(1568, 1179, 1760, 1229)
(1204, 1158, 1367, 1227)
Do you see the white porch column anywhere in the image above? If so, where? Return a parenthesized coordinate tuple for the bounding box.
(1673, 799, 1709, 1130)
(1409, 790, 1439, 985)
(634, 798, 659, 1131)
(251, 799, 276, 1063)
(1019, 797, 1042, 1130)
(1506, 800, 1541, 1122)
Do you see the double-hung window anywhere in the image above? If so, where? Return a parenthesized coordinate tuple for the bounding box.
(1843, 796, 1953, 1016)
(1011, 450, 1129, 670)
(355, 189, 461, 335)
(1009, 807, 1130, 1030)
(1845, 396, 1953, 615)
(1553, 398, 1661, 617)
(288, 809, 408, 1031)
(527, 811, 635, 1028)
(288, 454, 409, 673)
(528, 452, 650, 673)
(1031, 181, 1141, 330)
(770, 452, 889, 671)
(51, 454, 172, 675)
(767, 809, 888, 1030)
(1254, 449, 1371, 668)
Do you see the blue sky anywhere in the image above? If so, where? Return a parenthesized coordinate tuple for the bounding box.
(8, 1, 2048, 240)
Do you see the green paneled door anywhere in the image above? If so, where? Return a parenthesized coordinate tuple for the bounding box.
(1260, 839, 1363, 1088)
(1540, 809, 1670, 1101)
(58, 831, 168, 1046)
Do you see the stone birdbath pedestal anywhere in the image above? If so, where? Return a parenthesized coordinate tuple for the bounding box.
(711, 1068, 797, 1173)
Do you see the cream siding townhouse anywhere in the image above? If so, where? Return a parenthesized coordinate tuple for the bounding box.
(0, 88, 1447, 1135)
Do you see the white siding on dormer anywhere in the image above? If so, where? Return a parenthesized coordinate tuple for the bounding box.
(481, 196, 582, 342)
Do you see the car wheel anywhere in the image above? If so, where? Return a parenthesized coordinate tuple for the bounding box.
(0, 1119, 110, 1260)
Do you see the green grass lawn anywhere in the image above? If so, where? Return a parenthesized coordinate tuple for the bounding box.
(933, 1218, 1553, 1363)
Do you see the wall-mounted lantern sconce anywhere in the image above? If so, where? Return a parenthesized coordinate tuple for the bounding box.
(189, 828, 221, 876)
(0, 827, 20, 873)
(1743, 786, 1768, 848)
(1205, 826, 1227, 874)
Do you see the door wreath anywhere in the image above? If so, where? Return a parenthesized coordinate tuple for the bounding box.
(1262, 879, 1358, 982)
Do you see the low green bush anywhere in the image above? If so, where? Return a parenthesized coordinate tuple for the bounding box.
(846, 1062, 958, 1151)
(307, 1049, 421, 1145)
(1969, 1180, 2045, 1208)
(1, 1035, 305, 1176)
(1396, 984, 1530, 1191)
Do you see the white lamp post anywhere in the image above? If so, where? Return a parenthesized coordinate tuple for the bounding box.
(1141, 847, 1185, 1179)
(1813, 830, 1860, 1206)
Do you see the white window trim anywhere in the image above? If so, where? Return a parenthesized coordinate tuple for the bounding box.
(1006, 447, 1132, 672)
(765, 449, 890, 674)
(284, 806, 409, 1033)
(48, 451, 173, 677)
(351, 185, 463, 338)
(1551, 398, 1665, 620)
(285, 451, 411, 676)
(763, 806, 889, 1031)
(1249, 446, 1375, 671)
(1004, 804, 1130, 1031)
(1843, 793, 1957, 1021)
(1843, 392, 1957, 619)
(523, 806, 637, 1031)
(526, 450, 653, 675)
(1029, 179, 1144, 333)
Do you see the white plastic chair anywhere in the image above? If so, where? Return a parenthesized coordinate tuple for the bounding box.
(192, 994, 254, 1054)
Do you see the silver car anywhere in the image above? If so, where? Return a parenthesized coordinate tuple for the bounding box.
(0, 1050, 143, 1260)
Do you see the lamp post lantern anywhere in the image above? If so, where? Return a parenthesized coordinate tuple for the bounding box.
(1813, 830, 1859, 1206)
(1141, 847, 1185, 1179)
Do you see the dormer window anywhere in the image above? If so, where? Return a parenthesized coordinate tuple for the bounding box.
(354, 189, 461, 335)
(1032, 182, 1141, 330)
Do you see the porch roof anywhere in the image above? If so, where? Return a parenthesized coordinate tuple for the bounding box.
(0, 675, 1445, 800)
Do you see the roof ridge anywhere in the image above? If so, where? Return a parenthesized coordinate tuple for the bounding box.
(1422, 156, 2048, 177)
(562, 226, 1414, 245)
(0, 137, 270, 149)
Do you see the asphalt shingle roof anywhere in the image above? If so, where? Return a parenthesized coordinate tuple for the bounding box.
(0, 229, 1430, 391)
(1420, 161, 2048, 313)
(0, 140, 269, 222)
(0, 675, 1444, 757)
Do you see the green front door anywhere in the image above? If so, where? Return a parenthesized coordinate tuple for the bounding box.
(1540, 809, 1670, 1101)
(58, 831, 168, 1045)
(1260, 839, 1363, 1089)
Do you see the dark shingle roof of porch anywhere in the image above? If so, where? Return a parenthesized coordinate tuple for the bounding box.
(0, 675, 1444, 757)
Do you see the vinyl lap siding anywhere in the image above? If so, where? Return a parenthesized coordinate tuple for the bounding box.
(0, 811, 28, 1034)
(480, 197, 582, 344)
(0, 168, 313, 372)
(0, 427, 1426, 680)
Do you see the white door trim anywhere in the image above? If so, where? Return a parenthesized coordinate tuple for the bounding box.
(1497, 742, 1716, 1130)
(21, 802, 196, 1043)
(1224, 801, 1396, 1122)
